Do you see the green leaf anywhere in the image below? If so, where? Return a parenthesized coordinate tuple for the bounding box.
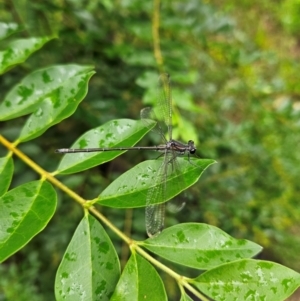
(55, 119, 156, 174)
(0, 180, 57, 262)
(0, 36, 54, 75)
(18, 66, 95, 142)
(0, 22, 21, 40)
(192, 259, 300, 301)
(142, 223, 262, 270)
(0, 64, 94, 122)
(0, 64, 95, 142)
(173, 88, 203, 113)
(98, 159, 215, 208)
(0, 156, 14, 197)
(180, 293, 194, 301)
(110, 253, 167, 301)
(55, 214, 120, 301)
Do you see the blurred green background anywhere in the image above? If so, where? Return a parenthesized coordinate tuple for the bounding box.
(1, 0, 300, 300)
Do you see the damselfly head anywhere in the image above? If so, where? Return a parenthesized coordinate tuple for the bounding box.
(188, 140, 196, 154)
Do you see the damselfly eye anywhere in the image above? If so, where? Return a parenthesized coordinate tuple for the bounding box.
(190, 149, 196, 154)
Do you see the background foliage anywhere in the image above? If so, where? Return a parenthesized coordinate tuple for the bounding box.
(1, 0, 300, 300)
